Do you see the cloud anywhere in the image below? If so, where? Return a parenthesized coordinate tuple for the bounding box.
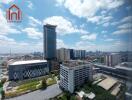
(121, 16, 132, 23)
(75, 41, 96, 51)
(57, 39, 67, 48)
(111, 21, 120, 26)
(105, 38, 114, 42)
(22, 28, 42, 39)
(112, 16, 132, 35)
(112, 29, 132, 35)
(0, 35, 15, 43)
(75, 40, 128, 51)
(28, 16, 42, 27)
(0, 34, 44, 53)
(102, 22, 110, 27)
(111, 16, 132, 26)
(81, 34, 97, 41)
(0, 0, 14, 4)
(118, 23, 132, 29)
(101, 31, 107, 34)
(0, 40, 43, 53)
(43, 16, 88, 35)
(56, 0, 124, 19)
(0, 9, 20, 35)
(88, 16, 112, 24)
(27, 1, 33, 9)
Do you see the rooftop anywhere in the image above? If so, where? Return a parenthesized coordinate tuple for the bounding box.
(44, 24, 57, 27)
(62, 60, 90, 68)
(97, 77, 117, 90)
(9, 60, 47, 65)
(111, 84, 121, 96)
(77, 91, 95, 99)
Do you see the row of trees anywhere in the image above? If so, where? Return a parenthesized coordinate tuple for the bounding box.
(0, 78, 6, 100)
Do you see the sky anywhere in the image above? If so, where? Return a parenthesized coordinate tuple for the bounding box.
(0, 0, 132, 53)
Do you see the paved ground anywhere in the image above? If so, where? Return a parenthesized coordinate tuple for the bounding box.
(5, 84, 62, 100)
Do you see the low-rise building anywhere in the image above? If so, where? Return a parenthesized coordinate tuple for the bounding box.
(8, 60, 49, 81)
(59, 60, 93, 93)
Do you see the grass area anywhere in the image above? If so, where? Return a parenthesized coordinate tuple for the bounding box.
(17, 80, 40, 90)
(47, 77, 57, 86)
(5, 80, 42, 98)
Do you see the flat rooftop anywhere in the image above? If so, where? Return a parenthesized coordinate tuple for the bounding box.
(62, 60, 90, 68)
(111, 84, 121, 96)
(97, 77, 117, 90)
(10, 60, 47, 65)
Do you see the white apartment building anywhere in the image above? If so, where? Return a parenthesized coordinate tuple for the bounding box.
(74, 50, 86, 59)
(105, 53, 121, 67)
(57, 48, 70, 61)
(59, 60, 93, 93)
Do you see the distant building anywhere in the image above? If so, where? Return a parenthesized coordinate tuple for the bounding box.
(74, 50, 86, 59)
(59, 60, 93, 93)
(69, 49, 74, 60)
(104, 53, 121, 67)
(57, 48, 70, 61)
(57, 49, 86, 62)
(8, 60, 49, 80)
(43, 24, 57, 60)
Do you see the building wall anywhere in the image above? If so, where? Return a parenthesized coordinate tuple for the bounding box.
(57, 48, 70, 61)
(9, 62, 49, 81)
(74, 50, 86, 59)
(105, 54, 121, 67)
(43, 25, 56, 60)
(60, 63, 93, 93)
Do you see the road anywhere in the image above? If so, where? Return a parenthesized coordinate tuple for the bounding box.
(5, 84, 62, 100)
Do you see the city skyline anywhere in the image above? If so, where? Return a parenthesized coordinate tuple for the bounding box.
(0, 0, 132, 53)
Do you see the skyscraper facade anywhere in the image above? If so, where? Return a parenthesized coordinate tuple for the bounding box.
(43, 24, 57, 60)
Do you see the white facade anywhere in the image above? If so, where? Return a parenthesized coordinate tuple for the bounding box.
(74, 50, 86, 59)
(60, 61, 93, 93)
(105, 53, 121, 67)
(57, 48, 70, 61)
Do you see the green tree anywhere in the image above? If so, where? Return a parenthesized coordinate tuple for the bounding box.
(1, 78, 7, 84)
(1, 90, 5, 99)
(41, 79, 47, 89)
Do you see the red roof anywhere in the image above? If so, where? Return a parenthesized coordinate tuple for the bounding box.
(9, 4, 19, 10)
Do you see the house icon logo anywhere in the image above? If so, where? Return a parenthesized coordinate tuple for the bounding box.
(6, 4, 22, 22)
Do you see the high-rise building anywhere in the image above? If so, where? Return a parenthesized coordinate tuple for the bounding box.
(74, 50, 86, 59)
(105, 53, 121, 67)
(57, 48, 70, 61)
(69, 49, 75, 60)
(43, 24, 57, 60)
(59, 60, 93, 93)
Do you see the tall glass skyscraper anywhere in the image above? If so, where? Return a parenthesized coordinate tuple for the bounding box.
(43, 24, 57, 60)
